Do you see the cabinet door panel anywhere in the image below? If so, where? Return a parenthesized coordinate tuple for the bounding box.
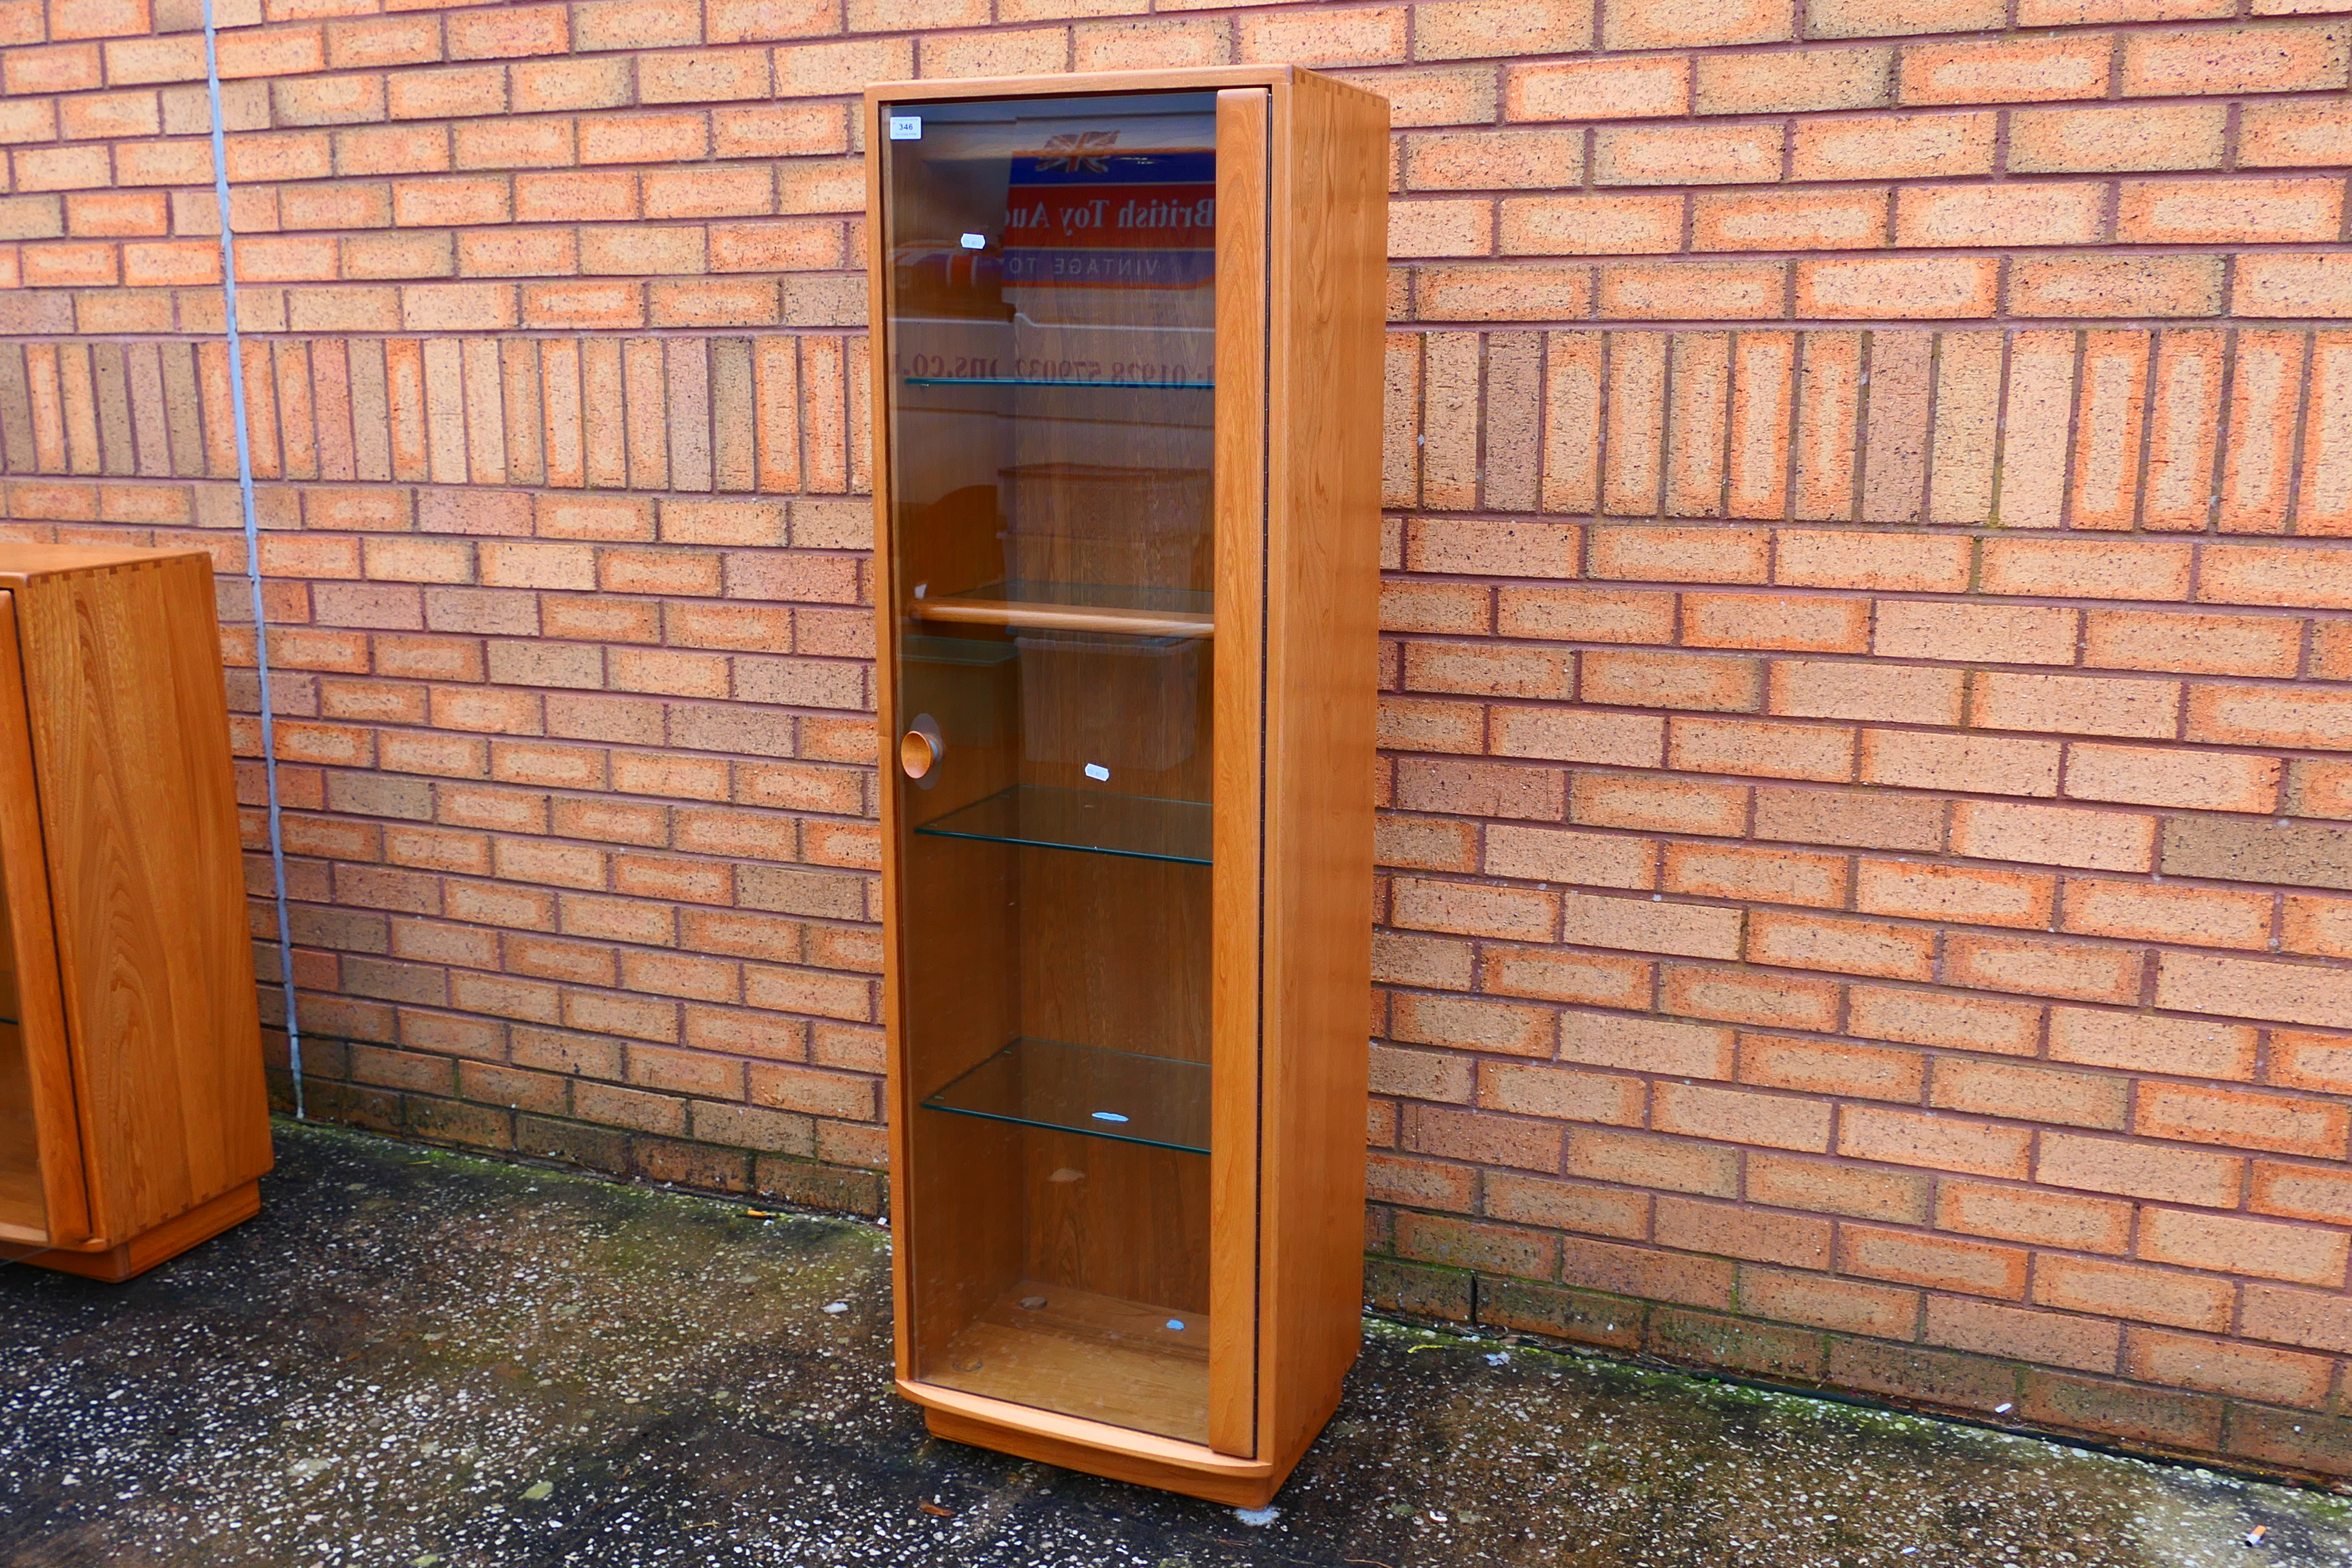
(14, 559, 267, 1244)
(0, 589, 90, 1246)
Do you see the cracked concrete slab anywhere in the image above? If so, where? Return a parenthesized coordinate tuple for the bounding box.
(4, 1120, 2350, 1567)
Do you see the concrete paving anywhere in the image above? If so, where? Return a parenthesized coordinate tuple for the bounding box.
(3, 1120, 2351, 1567)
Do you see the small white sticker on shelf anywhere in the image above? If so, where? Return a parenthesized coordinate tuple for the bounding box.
(887, 115, 921, 140)
(1084, 763, 1110, 781)
(959, 232, 985, 249)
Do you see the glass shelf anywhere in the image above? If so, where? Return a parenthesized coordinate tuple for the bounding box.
(911, 580, 1214, 640)
(906, 376, 1214, 390)
(915, 785, 1210, 864)
(921, 1037, 1209, 1155)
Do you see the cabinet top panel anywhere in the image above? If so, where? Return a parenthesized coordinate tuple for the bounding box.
(863, 64, 1386, 113)
(0, 544, 213, 590)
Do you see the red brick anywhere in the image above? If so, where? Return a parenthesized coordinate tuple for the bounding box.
(1791, 110, 1994, 180)
(1840, 1226, 2027, 1299)
(1736, 1268, 1915, 1340)
(2121, 22, 2350, 96)
(2143, 1207, 2350, 1287)
(1664, 843, 1847, 907)
(1598, 262, 1787, 321)
(1570, 774, 1745, 837)
(1899, 36, 2114, 106)
(1774, 530, 1970, 592)
(1559, 1013, 1732, 1078)
(2039, 1131, 2243, 1207)
(1476, 1062, 1644, 1129)
(1497, 194, 1680, 257)
(1749, 911, 1933, 981)
(1558, 1234, 1736, 1308)
(1485, 1172, 1646, 1237)
(1926, 1297, 2120, 1374)
(1857, 858, 2051, 933)
(1795, 256, 1999, 319)
(1560, 1129, 1730, 1199)
(1656, 1197, 1831, 1269)
(1860, 730, 2062, 796)
(1391, 992, 1557, 1058)
(1602, 0, 1792, 49)
(1681, 593, 1869, 655)
(1935, 1057, 2129, 1131)
(2157, 951, 2352, 1030)
(1939, 1180, 2132, 1253)
(2128, 1328, 2333, 1410)
(1947, 932, 2141, 1004)
(2137, 1082, 2348, 1158)
(1490, 581, 1661, 645)
(2062, 878, 2273, 950)
(1754, 1149, 1927, 1223)
(1739, 1034, 1921, 1102)
(1396, 1212, 1559, 1281)
(1896, 181, 2102, 249)
(2036, 1255, 2234, 1332)
(1772, 661, 1961, 725)
(2008, 103, 2229, 173)
(1696, 45, 1890, 116)
(1951, 801, 2156, 873)
(2048, 1007, 2254, 1080)
(1482, 947, 1651, 1008)
(1491, 707, 1667, 768)
(2120, 177, 2342, 246)
(1503, 56, 1687, 122)
(1651, 1080, 1831, 1151)
(2020, 1370, 2224, 1452)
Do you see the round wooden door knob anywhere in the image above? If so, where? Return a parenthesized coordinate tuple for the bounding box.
(899, 716, 943, 780)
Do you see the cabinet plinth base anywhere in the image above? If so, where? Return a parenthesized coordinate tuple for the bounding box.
(919, 1400, 1287, 1509)
(5, 1180, 260, 1283)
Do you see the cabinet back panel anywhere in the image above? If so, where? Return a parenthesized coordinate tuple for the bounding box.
(15, 555, 269, 1243)
(0, 1026, 43, 1237)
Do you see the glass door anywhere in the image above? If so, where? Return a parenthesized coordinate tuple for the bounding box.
(883, 90, 1225, 1445)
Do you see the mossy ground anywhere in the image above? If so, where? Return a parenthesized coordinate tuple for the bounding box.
(2, 1121, 2348, 1566)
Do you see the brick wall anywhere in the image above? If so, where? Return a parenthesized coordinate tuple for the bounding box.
(3, 0, 2351, 1481)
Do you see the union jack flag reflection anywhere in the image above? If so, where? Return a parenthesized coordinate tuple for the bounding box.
(1035, 129, 1119, 174)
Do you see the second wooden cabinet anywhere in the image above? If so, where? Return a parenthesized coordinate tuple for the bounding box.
(864, 67, 1387, 1504)
(0, 544, 271, 1283)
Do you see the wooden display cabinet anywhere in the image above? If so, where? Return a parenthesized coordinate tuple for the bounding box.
(0, 544, 272, 1283)
(864, 68, 1387, 1504)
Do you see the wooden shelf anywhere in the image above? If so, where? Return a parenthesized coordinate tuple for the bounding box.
(926, 1280, 1209, 1446)
(910, 597, 1214, 641)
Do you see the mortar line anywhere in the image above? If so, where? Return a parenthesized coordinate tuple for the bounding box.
(207, 0, 306, 1121)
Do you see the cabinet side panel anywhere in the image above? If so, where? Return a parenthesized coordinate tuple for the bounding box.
(0, 590, 88, 1244)
(19, 557, 270, 1243)
(1258, 73, 1387, 1466)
